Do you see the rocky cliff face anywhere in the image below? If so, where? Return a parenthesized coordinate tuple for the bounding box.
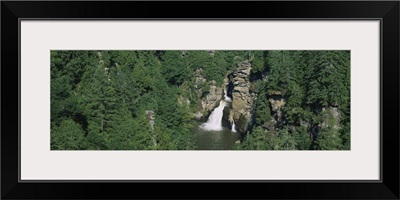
(201, 83, 223, 112)
(193, 68, 223, 120)
(228, 61, 255, 133)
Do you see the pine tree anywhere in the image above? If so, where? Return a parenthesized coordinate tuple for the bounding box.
(266, 51, 297, 95)
(51, 119, 88, 150)
(314, 126, 342, 150)
(305, 51, 349, 107)
(249, 50, 267, 74)
(253, 81, 272, 126)
(161, 51, 191, 85)
(240, 127, 268, 150)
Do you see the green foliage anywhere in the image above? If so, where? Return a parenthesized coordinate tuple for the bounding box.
(250, 51, 267, 74)
(160, 51, 191, 85)
(239, 127, 298, 150)
(275, 128, 297, 150)
(240, 127, 269, 150)
(314, 126, 342, 150)
(51, 75, 81, 125)
(51, 119, 88, 150)
(292, 126, 312, 150)
(305, 51, 350, 107)
(51, 50, 200, 150)
(241, 50, 350, 150)
(340, 100, 351, 150)
(51, 50, 350, 150)
(266, 51, 297, 94)
(132, 59, 155, 94)
(253, 81, 272, 126)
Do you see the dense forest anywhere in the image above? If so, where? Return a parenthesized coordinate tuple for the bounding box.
(51, 50, 350, 150)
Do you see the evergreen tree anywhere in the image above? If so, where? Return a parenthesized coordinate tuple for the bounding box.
(161, 51, 191, 85)
(266, 51, 297, 95)
(50, 50, 350, 151)
(313, 110, 343, 150)
(51, 119, 88, 150)
(253, 81, 272, 126)
(249, 51, 266, 74)
(305, 51, 349, 107)
(240, 128, 268, 150)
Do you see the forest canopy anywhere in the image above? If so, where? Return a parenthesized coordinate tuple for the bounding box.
(51, 50, 350, 150)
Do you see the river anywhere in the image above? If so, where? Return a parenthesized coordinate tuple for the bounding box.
(192, 121, 241, 150)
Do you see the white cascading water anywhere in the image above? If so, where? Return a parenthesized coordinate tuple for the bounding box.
(231, 120, 237, 132)
(200, 100, 226, 131)
(200, 86, 236, 132)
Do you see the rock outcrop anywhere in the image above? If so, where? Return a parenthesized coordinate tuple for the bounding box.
(201, 82, 223, 112)
(268, 93, 287, 129)
(269, 93, 286, 112)
(194, 68, 224, 119)
(230, 61, 254, 133)
(145, 110, 155, 130)
(320, 106, 341, 129)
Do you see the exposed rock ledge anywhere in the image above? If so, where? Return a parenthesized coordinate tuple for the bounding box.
(230, 61, 254, 133)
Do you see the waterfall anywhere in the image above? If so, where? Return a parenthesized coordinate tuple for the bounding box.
(200, 88, 236, 132)
(200, 100, 226, 131)
(231, 120, 237, 132)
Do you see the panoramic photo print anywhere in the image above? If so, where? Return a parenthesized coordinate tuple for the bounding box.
(51, 50, 350, 150)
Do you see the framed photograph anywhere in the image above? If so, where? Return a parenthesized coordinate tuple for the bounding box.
(2, 1, 399, 199)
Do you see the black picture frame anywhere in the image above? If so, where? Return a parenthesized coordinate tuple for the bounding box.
(2, 1, 399, 199)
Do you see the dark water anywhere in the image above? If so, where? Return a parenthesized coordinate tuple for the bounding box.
(192, 121, 241, 150)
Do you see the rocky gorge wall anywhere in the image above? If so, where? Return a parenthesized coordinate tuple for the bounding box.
(221, 61, 256, 133)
